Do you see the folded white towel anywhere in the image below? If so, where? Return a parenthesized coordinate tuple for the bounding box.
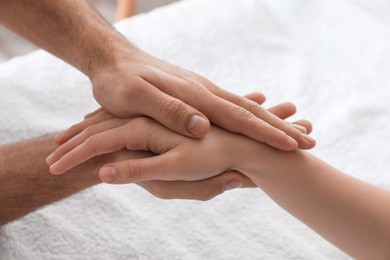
(1, 0, 390, 259)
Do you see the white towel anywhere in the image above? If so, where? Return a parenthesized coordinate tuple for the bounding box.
(1, 0, 390, 259)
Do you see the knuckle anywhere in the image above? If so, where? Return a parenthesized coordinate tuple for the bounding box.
(229, 93, 246, 106)
(68, 123, 82, 135)
(160, 99, 187, 122)
(231, 105, 254, 133)
(185, 79, 209, 96)
(125, 160, 142, 181)
(236, 105, 253, 120)
(117, 81, 144, 103)
(129, 83, 144, 99)
(253, 104, 267, 117)
(197, 75, 218, 90)
(124, 118, 156, 150)
(81, 125, 96, 137)
(84, 135, 100, 154)
(188, 78, 203, 90)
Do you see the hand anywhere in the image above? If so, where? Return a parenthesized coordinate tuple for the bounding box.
(57, 49, 315, 151)
(109, 149, 256, 201)
(137, 171, 256, 201)
(47, 93, 313, 180)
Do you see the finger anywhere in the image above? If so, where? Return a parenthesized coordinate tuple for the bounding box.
(242, 176, 258, 188)
(290, 119, 315, 145)
(292, 119, 313, 134)
(267, 102, 297, 119)
(192, 79, 304, 149)
(145, 70, 310, 149)
(228, 91, 315, 149)
(225, 90, 312, 140)
(99, 153, 178, 184)
(50, 126, 130, 175)
(289, 123, 307, 134)
(143, 72, 295, 148)
(198, 94, 299, 151)
(141, 82, 210, 138)
(50, 118, 180, 175)
(244, 92, 266, 105)
(161, 78, 301, 150)
(84, 107, 105, 119)
(210, 88, 315, 149)
(136, 171, 254, 201)
(55, 110, 115, 145)
(266, 103, 308, 134)
(222, 171, 258, 188)
(266, 103, 314, 135)
(199, 77, 316, 149)
(47, 118, 128, 166)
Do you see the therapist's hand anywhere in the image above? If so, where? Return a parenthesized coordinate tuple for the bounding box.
(57, 49, 314, 151)
(136, 171, 255, 201)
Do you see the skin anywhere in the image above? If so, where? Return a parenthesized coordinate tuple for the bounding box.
(47, 93, 310, 175)
(0, 136, 254, 227)
(0, 135, 104, 225)
(47, 113, 390, 259)
(0, 96, 301, 226)
(0, 0, 315, 159)
(0, 1, 385, 257)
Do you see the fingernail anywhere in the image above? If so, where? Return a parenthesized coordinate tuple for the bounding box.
(225, 179, 243, 191)
(302, 134, 315, 144)
(46, 153, 55, 165)
(100, 166, 116, 183)
(55, 132, 64, 141)
(287, 136, 298, 149)
(187, 115, 210, 136)
(290, 124, 307, 134)
(49, 161, 60, 175)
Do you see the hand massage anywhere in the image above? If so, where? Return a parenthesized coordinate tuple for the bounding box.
(1, 0, 390, 259)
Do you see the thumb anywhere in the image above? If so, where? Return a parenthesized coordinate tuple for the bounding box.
(221, 170, 258, 189)
(99, 153, 178, 184)
(142, 86, 210, 138)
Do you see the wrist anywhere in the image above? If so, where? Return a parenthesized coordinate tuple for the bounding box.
(237, 140, 310, 184)
(85, 37, 140, 79)
(0, 136, 107, 225)
(228, 136, 286, 179)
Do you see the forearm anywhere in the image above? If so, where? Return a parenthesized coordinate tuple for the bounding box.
(240, 149, 390, 259)
(0, 135, 105, 226)
(0, 0, 133, 75)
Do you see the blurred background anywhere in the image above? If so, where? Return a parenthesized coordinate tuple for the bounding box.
(0, 0, 177, 62)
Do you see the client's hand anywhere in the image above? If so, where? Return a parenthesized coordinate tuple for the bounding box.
(110, 149, 256, 201)
(47, 93, 312, 183)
